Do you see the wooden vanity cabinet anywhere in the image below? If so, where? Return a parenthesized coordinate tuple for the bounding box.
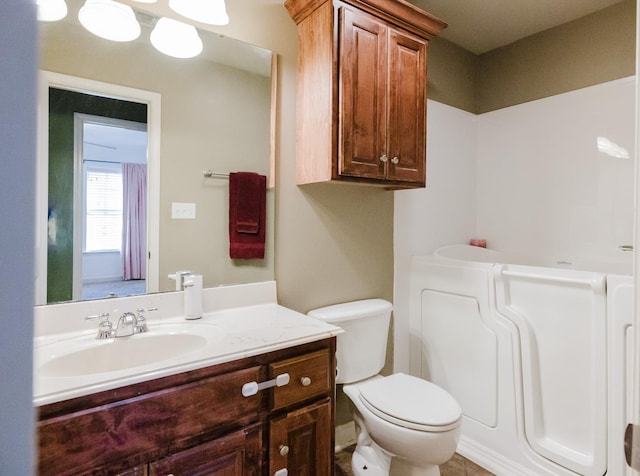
(37, 338, 336, 476)
(285, 0, 446, 189)
(149, 425, 262, 476)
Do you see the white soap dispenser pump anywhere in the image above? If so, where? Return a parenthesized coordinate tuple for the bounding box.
(183, 273, 203, 319)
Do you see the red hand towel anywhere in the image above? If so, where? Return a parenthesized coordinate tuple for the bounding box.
(229, 172, 267, 259)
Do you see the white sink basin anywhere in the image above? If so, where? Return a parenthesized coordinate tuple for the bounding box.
(36, 322, 226, 378)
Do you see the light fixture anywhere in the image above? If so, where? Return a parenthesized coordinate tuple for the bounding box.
(150, 17, 203, 59)
(37, 0, 68, 21)
(78, 0, 141, 42)
(131, 0, 157, 3)
(168, 0, 229, 25)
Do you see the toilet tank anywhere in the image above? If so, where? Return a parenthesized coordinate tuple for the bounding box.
(308, 299, 393, 384)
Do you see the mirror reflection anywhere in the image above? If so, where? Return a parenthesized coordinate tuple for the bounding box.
(37, 0, 275, 305)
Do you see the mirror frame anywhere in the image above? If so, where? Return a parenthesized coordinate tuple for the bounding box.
(36, 71, 162, 305)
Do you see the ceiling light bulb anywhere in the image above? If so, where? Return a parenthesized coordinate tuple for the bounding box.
(168, 0, 229, 25)
(78, 0, 141, 42)
(150, 17, 203, 59)
(37, 0, 68, 22)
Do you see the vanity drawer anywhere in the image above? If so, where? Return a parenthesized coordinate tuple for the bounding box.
(38, 365, 262, 476)
(269, 349, 331, 410)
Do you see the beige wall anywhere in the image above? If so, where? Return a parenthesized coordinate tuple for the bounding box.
(423, 0, 636, 114)
(477, 0, 636, 113)
(208, 1, 397, 313)
(428, 37, 478, 113)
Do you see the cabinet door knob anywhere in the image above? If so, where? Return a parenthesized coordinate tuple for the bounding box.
(379, 154, 388, 163)
(391, 156, 399, 164)
(279, 444, 290, 456)
(274, 469, 289, 476)
(300, 376, 312, 387)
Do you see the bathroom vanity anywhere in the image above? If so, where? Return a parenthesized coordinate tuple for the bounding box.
(34, 282, 341, 476)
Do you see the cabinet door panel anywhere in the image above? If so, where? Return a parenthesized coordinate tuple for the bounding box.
(149, 424, 262, 476)
(339, 7, 387, 179)
(270, 399, 333, 476)
(387, 28, 427, 185)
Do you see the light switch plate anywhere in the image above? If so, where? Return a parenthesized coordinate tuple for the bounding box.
(171, 202, 196, 219)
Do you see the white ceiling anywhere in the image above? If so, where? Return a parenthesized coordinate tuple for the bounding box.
(405, 0, 628, 54)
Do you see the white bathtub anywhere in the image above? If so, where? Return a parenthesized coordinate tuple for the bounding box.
(409, 245, 633, 476)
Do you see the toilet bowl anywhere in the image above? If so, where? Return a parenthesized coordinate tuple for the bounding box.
(344, 373, 461, 476)
(307, 299, 462, 476)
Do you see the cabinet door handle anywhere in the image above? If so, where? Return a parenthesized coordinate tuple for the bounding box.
(379, 154, 388, 163)
(279, 444, 290, 456)
(300, 376, 312, 387)
(391, 156, 399, 164)
(242, 373, 290, 397)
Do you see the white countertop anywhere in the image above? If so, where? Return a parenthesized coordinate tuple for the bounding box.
(33, 282, 343, 406)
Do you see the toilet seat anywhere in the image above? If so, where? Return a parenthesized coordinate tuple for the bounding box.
(358, 373, 461, 432)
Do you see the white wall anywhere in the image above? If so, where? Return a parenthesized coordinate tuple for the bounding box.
(394, 78, 636, 373)
(477, 77, 635, 265)
(0, 1, 36, 474)
(394, 100, 478, 372)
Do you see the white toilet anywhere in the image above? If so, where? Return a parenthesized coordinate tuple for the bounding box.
(308, 299, 461, 476)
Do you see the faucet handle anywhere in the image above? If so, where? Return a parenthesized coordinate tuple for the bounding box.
(85, 313, 113, 339)
(134, 307, 156, 334)
(137, 307, 158, 313)
(85, 312, 110, 321)
(97, 319, 114, 340)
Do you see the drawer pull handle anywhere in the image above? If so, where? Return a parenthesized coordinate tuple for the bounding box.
(279, 444, 290, 456)
(300, 376, 312, 387)
(274, 469, 288, 476)
(242, 373, 290, 397)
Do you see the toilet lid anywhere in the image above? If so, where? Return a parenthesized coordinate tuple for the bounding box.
(358, 373, 461, 432)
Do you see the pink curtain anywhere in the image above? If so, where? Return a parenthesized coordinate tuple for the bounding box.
(122, 163, 147, 280)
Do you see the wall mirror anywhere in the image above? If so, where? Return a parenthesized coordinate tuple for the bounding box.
(36, 0, 276, 305)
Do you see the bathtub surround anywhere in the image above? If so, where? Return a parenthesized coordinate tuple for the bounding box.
(395, 77, 636, 474)
(408, 247, 633, 475)
(396, 77, 635, 368)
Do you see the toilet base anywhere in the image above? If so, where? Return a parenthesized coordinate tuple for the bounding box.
(350, 417, 443, 476)
(351, 445, 388, 476)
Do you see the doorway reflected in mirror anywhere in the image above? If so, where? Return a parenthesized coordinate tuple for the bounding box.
(47, 87, 148, 303)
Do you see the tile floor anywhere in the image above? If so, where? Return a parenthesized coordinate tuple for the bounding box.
(335, 446, 494, 476)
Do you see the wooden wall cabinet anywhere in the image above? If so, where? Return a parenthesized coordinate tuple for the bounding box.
(37, 339, 336, 476)
(285, 0, 446, 189)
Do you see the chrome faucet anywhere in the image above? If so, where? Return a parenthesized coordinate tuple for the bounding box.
(86, 308, 156, 339)
(114, 312, 137, 337)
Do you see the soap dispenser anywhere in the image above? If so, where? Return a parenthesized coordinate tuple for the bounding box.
(183, 274, 203, 319)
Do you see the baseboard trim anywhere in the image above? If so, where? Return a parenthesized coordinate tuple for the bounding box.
(335, 421, 356, 452)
